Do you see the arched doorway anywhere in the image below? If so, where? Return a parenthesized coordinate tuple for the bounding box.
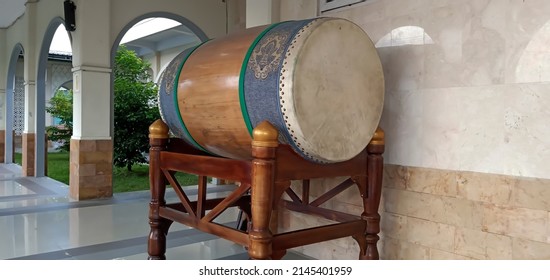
(107, 13, 206, 192)
(5, 43, 25, 164)
(36, 17, 71, 177)
(110, 12, 207, 135)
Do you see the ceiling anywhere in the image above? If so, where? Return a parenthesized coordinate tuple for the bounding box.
(0, 0, 26, 28)
(123, 24, 200, 57)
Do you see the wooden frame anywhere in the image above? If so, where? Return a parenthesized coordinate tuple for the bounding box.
(147, 119, 384, 260)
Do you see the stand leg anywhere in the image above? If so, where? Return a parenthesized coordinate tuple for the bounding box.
(358, 128, 385, 260)
(148, 120, 170, 260)
(270, 181, 290, 259)
(248, 121, 278, 260)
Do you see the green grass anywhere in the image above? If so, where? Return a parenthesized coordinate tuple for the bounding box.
(14, 152, 21, 165)
(45, 152, 72, 184)
(14, 152, 198, 193)
(112, 164, 198, 193)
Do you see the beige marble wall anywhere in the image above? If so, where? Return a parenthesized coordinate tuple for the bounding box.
(324, 0, 550, 180)
(382, 164, 550, 259)
(280, 165, 550, 259)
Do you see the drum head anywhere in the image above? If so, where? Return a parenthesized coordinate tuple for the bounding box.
(280, 18, 384, 163)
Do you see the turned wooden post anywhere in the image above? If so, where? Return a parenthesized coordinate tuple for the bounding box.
(362, 127, 384, 260)
(248, 121, 278, 260)
(147, 120, 170, 260)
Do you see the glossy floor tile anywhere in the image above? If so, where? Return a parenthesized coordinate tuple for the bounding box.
(0, 164, 312, 260)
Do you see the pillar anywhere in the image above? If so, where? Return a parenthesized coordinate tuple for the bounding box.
(69, 0, 113, 200)
(22, 2, 37, 176)
(70, 66, 113, 199)
(246, 0, 280, 28)
(279, 0, 318, 21)
(245, 0, 318, 28)
(0, 29, 6, 163)
(0, 88, 5, 163)
(226, 0, 246, 33)
(22, 79, 36, 176)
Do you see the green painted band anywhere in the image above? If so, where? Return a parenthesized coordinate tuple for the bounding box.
(238, 22, 285, 136)
(173, 41, 212, 154)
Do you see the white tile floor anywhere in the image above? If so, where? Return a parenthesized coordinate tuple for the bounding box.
(0, 164, 311, 260)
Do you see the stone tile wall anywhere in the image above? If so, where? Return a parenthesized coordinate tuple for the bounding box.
(381, 164, 550, 259)
(69, 139, 113, 200)
(0, 130, 4, 163)
(21, 133, 34, 176)
(280, 164, 550, 259)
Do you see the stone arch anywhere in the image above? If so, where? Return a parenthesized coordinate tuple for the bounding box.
(54, 80, 73, 92)
(111, 12, 208, 54)
(375, 25, 434, 48)
(36, 17, 70, 176)
(48, 62, 73, 100)
(49, 79, 73, 126)
(109, 11, 208, 136)
(5, 43, 25, 163)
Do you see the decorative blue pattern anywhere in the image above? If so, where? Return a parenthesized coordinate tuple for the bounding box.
(158, 47, 197, 146)
(243, 19, 315, 157)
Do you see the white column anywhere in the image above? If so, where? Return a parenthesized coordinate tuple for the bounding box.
(69, 0, 113, 199)
(0, 88, 5, 163)
(23, 1, 37, 135)
(226, 0, 247, 33)
(153, 51, 161, 82)
(0, 30, 6, 163)
(71, 0, 111, 140)
(246, 0, 280, 28)
(20, 1, 39, 176)
(5, 85, 13, 164)
(279, 0, 318, 21)
(71, 66, 111, 140)
(0, 29, 6, 132)
(2, 29, 13, 164)
(23, 81, 36, 134)
(246, 0, 318, 27)
(0, 89, 5, 131)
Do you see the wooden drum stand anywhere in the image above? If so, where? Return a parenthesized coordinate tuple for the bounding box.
(147, 119, 384, 260)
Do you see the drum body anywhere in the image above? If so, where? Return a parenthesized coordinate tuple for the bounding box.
(158, 17, 384, 163)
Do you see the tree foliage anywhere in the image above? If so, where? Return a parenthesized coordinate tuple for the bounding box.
(46, 89, 73, 151)
(46, 45, 159, 171)
(113, 45, 160, 171)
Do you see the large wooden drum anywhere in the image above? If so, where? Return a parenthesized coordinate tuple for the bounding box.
(158, 17, 384, 163)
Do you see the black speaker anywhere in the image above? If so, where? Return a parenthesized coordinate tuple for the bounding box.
(64, 0, 76, 31)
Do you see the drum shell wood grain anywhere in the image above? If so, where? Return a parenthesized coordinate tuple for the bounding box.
(177, 26, 265, 160)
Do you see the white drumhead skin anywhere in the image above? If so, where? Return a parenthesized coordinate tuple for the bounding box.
(279, 18, 384, 163)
